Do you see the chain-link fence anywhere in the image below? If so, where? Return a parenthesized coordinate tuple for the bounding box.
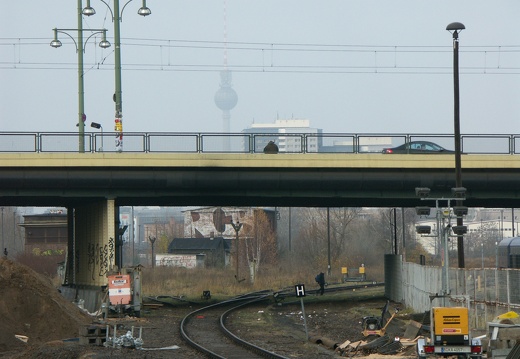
(390, 258, 520, 330)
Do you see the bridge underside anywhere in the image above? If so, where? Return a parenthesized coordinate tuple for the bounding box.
(2, 153, 519, 311)
(1, 167, 519, 208)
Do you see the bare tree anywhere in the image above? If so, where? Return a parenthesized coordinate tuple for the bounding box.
(243, 210, 277, 276)
(159, 217, 184, 254)
(293, 207, 361, 269)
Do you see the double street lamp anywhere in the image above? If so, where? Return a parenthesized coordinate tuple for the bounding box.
(82, 0, 151, 152)
(51, 0, 110, 153)
(52, 0, 151, 153)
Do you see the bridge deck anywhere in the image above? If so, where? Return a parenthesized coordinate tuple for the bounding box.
(1, 153, 518, 169)
(1, 153, 519, 208)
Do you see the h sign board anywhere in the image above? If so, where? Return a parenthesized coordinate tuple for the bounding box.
(295, 284, 306, 297)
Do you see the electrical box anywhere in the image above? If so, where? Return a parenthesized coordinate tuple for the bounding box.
(108, 274, 131, 305)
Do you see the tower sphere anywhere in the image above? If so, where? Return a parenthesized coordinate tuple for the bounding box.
(214, 87, 238, 111)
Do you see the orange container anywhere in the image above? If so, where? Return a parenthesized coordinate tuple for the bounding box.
(108, 274, 131, 305)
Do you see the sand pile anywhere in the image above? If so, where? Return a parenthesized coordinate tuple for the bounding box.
(0, 257, 91, 354)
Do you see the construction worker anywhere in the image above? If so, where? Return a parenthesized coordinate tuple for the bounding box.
(315, 272, 325, 295)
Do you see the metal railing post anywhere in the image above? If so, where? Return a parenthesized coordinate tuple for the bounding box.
(35, 133, 40, 153)
(144, 133, 149, 153)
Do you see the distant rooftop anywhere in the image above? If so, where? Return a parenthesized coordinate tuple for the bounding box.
(250, 119, 311, 128)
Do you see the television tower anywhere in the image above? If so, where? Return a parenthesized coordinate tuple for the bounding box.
(214, 0, 238, 149)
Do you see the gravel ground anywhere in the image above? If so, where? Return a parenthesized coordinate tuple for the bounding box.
(1, 258, 417, 359)
(2, 288, 418, 359)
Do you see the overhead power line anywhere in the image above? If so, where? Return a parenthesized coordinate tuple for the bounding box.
(1, 37, 520, 75)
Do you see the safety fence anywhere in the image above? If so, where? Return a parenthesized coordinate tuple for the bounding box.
(1, 131, 520, 154)
(391, 256, 520, 330)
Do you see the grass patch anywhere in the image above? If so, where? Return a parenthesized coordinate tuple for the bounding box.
(142, 265, 384, 301)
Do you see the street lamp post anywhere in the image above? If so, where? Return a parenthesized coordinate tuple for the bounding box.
(82, 0, 151, 152)
(51, 0, 110, 153)
(90, 122, 103, 151)
(148, 235, 156, 268)
(230, 219, 243, 281)
(446, 22, 466, 268)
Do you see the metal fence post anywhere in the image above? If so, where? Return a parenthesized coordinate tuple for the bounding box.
(507, 270, 511, 311)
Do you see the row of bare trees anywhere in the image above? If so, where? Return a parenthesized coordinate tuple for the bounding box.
(282, 208, 422, 275)
(275, 207, 505, 275)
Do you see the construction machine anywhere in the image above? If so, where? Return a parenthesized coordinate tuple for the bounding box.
(361, 300, 399, 337)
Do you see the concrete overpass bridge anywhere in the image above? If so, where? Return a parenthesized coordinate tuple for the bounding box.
(2, 152, 520, 208)
(2, 131, 520, 310)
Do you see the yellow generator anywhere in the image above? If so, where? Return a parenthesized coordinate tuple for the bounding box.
(432, 307, 469, 345)
(417, 307, 482, 359)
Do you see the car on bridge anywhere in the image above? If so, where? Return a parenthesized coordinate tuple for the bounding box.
(382, 141, 454, 154)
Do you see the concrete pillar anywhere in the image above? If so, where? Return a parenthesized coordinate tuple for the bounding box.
(74, 199, 117, 286)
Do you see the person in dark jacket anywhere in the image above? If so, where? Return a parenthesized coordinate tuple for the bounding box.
(315, 272, 325, 295)
(263, 141, 279, 154)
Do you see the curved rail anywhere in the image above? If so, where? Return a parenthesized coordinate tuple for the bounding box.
(180, 291, 290, 359)
(271, 281, 384, 304)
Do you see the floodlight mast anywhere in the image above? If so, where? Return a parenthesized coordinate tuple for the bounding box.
(415, 187, 468, 299)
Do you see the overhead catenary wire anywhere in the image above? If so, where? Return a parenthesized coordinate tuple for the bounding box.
(1, 37, 520, 74)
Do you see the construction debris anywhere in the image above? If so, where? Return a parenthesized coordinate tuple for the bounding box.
(104, 326, 144, 349)
(335, 335, 407, 357)
(488, 321, 520, 359)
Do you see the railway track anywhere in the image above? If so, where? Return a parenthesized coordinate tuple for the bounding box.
(176, 283, 384, 358)
(180, 291, 290, 358)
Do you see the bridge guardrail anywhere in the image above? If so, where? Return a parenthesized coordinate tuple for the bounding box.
(0, 132, 519, 154)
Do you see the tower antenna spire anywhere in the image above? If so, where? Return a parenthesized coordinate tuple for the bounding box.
(223, 0, 228, 69)
(214, 0, 238, 144)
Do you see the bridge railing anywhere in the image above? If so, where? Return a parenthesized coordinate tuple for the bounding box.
(0, 132, 519, 154)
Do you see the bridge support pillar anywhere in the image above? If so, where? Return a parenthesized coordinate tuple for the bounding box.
(65, 199, 117, 288)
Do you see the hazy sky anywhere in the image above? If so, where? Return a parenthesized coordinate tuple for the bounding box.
(1, 1, 519, 135)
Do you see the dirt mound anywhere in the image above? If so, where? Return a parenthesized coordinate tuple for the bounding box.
(0, 257, 91, 355)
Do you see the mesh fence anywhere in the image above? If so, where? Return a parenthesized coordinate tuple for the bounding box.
(401, 262, 520, 330)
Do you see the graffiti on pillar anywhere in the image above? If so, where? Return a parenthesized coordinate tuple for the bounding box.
(108, 237, 115, 267)
(87, 242, 96, 280)
(85, 237, 116, 280)
(99, 243, 109, 277)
